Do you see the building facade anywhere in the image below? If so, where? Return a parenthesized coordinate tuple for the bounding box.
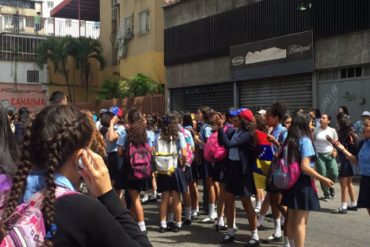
(0, 0, 47, 111)
(164, 0, 370, 122)
(100, 0, 165, 84)
(0, 0, 102, 111)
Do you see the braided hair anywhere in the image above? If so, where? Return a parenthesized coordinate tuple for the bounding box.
(1, 105, 93, 246)
(160, 112, 179, 143)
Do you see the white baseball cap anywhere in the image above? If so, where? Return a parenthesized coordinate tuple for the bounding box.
(257, 109, 266, 115)
(362, 111, 370, 117)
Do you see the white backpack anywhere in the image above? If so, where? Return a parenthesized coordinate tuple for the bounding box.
(154, 137, 178, 175)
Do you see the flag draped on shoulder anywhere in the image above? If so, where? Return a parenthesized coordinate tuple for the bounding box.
(253, 130, 274, 189)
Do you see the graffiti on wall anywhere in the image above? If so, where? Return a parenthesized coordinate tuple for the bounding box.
(320, 83, 338, 115)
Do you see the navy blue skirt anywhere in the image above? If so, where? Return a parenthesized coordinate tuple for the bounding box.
(157, 167, 188, 193)
(198, 160, 214, 180)
(225, 161, 256, 197)
(338, 160, 354, 177)
(281, 173, 320, 211)
(183, 166, 193, 184)
(212, 159, 228, 183)
(358, 176, 370, 208)
(191, 164, 200, 181)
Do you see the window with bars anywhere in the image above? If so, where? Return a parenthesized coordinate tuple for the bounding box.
(27, 70, 39, 83)
(124, 15, 133, 32)
(139, 10, 149, 34)
(47, 1, 54, 8)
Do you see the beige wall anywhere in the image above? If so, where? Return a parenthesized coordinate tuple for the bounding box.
(119, 0, 165, 82)
(100, 0, 114, 67)
(47, 57, 102, 102)
(99, 0, 165, 83)
(120, 51, 165, 83)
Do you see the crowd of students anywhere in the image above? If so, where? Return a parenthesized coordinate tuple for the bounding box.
(0, 90, 369, 247)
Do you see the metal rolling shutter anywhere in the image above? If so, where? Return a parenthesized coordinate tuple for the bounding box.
(239, 75, 312, 112)
(170, 83, 234, 113)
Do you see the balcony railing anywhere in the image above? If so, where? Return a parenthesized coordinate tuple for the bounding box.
(0, 15, 100, 39)
(0, 0, 35, 9)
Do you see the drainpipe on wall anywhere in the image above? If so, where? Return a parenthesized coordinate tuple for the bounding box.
(233, 81, 238, 108)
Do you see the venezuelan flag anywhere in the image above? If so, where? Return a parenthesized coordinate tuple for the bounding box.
(253, 130, 274, 189)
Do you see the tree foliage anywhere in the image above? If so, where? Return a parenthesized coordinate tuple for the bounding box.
(98, 74, 164, 100)
(35, 36, 106, 102)
(35, 36, 76, 101)
(74, 37, 106, 101)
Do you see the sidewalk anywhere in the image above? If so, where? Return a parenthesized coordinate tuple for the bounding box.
(145, 181, 370, 247)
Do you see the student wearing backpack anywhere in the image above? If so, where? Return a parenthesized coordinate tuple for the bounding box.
(331, 116, 359, 214)
(281, 111, 334, 247)
(215, 108, 260, 246)
(154, 112, 187, 233)
(183, 112, 202, 219)
(173, 112, 195, 225)
(258, 102, 288, 243)
(197, 107, 219, 222)
(117, 109, 152, 233)
(335, 119, 370, 216)
(203, 110, 235, 231)
(142, 114, 158, 203)
(0, 105, 19, 209)
(0, 105, 151, 247)
(99, 108, 125, 188)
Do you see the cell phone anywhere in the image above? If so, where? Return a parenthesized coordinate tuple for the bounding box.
(77, 157, 85, 170)
(77, 150, 92, 170)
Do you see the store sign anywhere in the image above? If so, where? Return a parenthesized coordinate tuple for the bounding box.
(0, 83, 47, 112)
(230, 31, 314, 80)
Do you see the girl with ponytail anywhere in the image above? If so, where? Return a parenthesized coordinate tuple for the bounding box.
(0, 105, 151, 247)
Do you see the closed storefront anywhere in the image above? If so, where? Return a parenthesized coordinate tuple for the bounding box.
(317, 65, 370, 122)
(170, 83, 234, 112)
(239, 75, 312, 111)
(230, 31, 314, 111)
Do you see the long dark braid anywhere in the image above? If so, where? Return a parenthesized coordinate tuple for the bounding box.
(1, 106, 93, 245)
(2, 123, 33, 220)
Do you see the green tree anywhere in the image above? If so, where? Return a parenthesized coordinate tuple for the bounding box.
(98, 77, 124, 100)
(128, 73, 164, 97)
(35, 36, 76, 102)
(74, 37, 106, 102)
(98, 74, 163, 100)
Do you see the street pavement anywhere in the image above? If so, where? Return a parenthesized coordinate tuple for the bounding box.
(144, 180, 370, 247)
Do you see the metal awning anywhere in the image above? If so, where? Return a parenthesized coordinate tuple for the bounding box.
(50, 0, 100, 22)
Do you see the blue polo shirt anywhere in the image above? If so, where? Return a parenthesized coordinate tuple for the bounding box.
(358, 139, 370, 176)
(106, 125, 125, 153)
(271, 123, 287, 153)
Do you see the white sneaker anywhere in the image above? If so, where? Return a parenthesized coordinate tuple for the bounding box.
(202, 217, 216, 223)
(141, 195, 149, 204)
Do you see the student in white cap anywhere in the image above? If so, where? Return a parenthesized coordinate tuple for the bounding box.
(354, 111, 370, 138)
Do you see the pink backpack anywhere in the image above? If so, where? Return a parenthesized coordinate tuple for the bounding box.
(204, 126, 229, 163)
(128, 144, 152, 179)
(0, 175, 12, 212)
(180, 127, 194, 166)
(270, 145, 301, 190)
(0, 187, 78, 247)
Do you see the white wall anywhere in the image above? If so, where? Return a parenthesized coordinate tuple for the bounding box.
(0, 61, 47, 84)
(42, 0, 64, 18)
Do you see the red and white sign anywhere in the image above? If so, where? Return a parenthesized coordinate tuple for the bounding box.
(0, 83, 47, 112)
